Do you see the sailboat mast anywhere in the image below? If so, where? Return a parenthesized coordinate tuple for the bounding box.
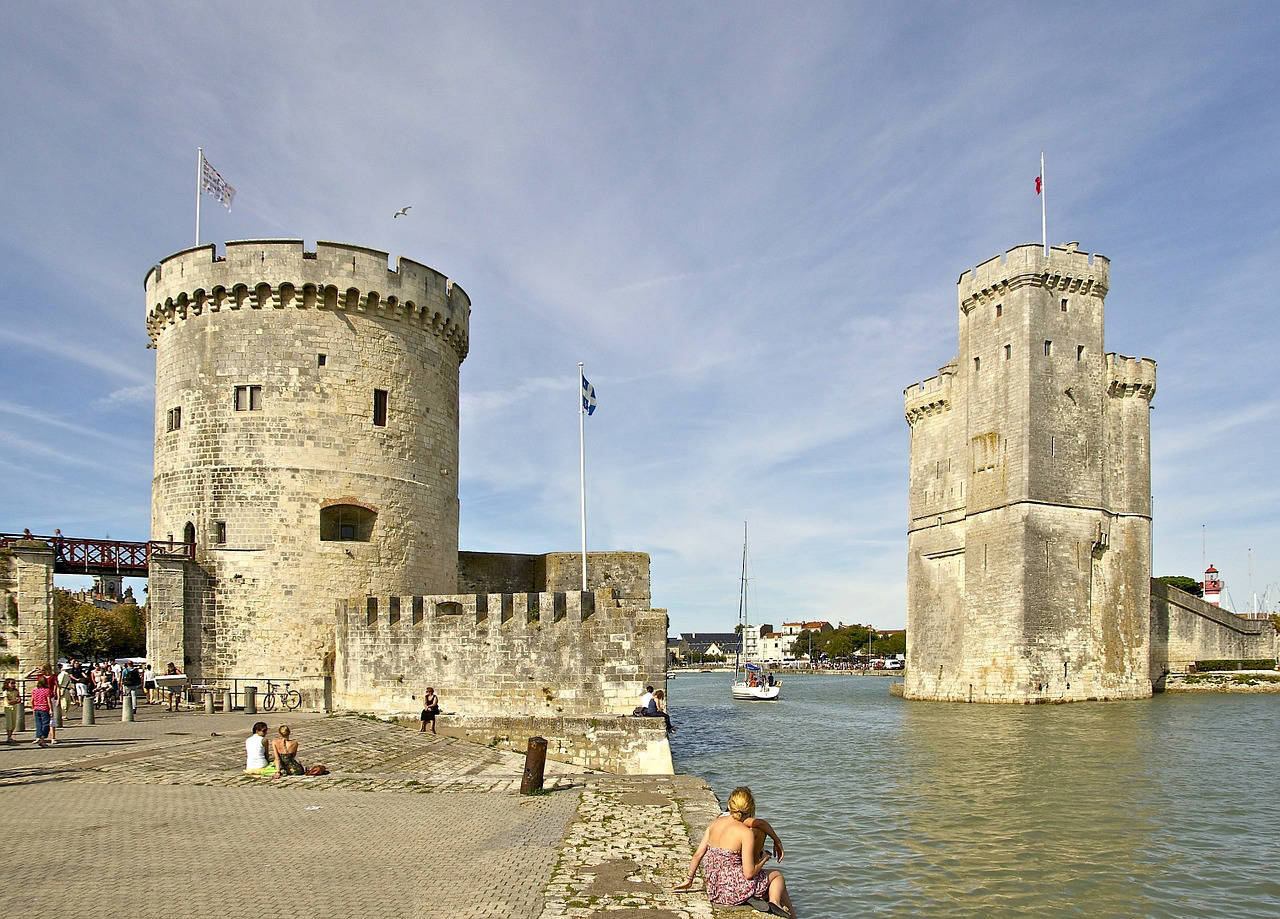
(737, 520, 748, 669)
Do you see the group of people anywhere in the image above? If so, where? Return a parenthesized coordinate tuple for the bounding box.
(46, 659, 183, 712)
(244, 721, 312, 777)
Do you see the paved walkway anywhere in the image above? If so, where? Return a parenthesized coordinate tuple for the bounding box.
(0, 706, 748, 919)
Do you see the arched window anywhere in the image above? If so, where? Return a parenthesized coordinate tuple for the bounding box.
(320, 504, 376, 542)
(183, 521, 196, 547)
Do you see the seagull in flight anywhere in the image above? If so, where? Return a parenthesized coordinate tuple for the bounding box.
(393, 206, 411, 218)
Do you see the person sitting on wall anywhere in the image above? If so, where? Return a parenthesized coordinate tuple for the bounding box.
(419, 687, 441, 734)
(272, 725, 305, 776)
(652, 689, 676, 734)
(674, 785, 796, 917)
(633, 685, 656, 716)
(244, 721, 274, 775)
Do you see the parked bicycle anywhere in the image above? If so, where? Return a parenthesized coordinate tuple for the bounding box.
(259, 679, 302, 712)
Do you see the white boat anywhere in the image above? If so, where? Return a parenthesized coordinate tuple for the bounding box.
(731, 521, 782, 702)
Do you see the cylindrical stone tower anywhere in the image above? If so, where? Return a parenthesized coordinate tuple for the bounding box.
(145, 240, 469, 695)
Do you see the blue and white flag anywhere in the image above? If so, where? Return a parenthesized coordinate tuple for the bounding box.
(200, 152, 236, 210)
(581, 374, 597, 416)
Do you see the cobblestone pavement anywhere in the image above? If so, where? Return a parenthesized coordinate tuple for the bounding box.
(0, 708, 744, 919)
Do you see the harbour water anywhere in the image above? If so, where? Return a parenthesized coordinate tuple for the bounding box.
(669, 671, 1280, 918)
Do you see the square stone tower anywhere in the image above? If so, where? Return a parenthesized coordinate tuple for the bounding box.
(903, 243, 1156, 702)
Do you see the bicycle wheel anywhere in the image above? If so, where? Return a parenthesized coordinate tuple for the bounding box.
(260, 692, 276, 712)
(283, 690, 302, 711)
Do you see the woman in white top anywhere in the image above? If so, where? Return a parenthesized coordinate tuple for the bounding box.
(244, 721, 270, 774)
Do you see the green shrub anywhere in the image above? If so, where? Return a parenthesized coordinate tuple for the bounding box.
(1193, 659, 1277, 672)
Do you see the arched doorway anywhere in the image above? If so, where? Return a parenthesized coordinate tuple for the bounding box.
(183, 521, 195, 547)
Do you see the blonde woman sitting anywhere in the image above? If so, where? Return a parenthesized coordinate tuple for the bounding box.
(272, 725, 305, 776)
(675, 785, 796, 917)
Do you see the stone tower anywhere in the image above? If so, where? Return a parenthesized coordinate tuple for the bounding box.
(903, 243, 1155, 702)
(145, 240, 469, 694)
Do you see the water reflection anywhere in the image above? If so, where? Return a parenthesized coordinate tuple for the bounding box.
(669, 673, 1280, 918)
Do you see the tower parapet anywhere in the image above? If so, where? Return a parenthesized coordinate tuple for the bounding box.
(958, 242, 1109, 313)
(1106, 353, 1157, 400)
(903, 361, 956, 425)
(144, 240, 470, 359)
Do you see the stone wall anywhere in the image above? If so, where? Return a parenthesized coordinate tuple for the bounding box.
(334, 588, 667, 720)
(146, 240, 469, 695)
(1150, 580, 1279, 677)
(398, 712, 674, 774)
(0, 549, 20, 674)
(7, 540, 56, 672)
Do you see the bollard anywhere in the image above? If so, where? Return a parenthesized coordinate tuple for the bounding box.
(204, 692, 215, 714)
(520, 736, 548, 795)
(52, 703, 63, 729)
(244, 686, 258, 715)
(82, 697, 95, 726)
(17, 702, 26, 733)
(223, 690, 234, 713)
(122, 694, 135, 723)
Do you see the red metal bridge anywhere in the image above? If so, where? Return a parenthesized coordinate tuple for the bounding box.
(0, 531, 194, 577)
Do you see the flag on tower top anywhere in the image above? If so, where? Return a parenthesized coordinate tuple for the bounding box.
(1035, 175, 1042, 195)
(581, 375, 597, 416)
(200, 152, 236, 210)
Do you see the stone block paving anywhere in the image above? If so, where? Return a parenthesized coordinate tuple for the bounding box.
(0, 709, 743, 919)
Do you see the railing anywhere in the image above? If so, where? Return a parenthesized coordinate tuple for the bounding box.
(0, 531, 195, 575)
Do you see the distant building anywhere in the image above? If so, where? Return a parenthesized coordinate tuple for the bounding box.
(669, 631, 740, 661)
(742, 623, 773, 659)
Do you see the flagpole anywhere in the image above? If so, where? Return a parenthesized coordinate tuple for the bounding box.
(1040, 151, 1047, 257)
(578, 362, 588, 591)
(196, 147, 203, 247)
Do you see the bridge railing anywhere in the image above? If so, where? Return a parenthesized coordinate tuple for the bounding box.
(0, 532, 195, 572)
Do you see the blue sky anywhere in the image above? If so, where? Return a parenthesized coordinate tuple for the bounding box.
(2, 2, 1278, 630)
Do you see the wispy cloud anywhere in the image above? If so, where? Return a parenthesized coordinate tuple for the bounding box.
(0, 329, 150, 385)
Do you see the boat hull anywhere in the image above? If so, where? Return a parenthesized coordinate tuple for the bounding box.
(731, 682, 782, 701)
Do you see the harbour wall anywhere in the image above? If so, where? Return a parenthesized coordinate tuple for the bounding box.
(1150, 580, 1278, 677)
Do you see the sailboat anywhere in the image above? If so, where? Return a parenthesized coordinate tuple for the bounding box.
(731, 522, 782, 701)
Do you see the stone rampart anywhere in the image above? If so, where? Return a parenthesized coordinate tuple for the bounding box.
(334, 588, 668, 719)
(1150, 580, 1279, 676)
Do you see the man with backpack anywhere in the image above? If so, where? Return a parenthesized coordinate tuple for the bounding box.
(121, 662, 144, 711)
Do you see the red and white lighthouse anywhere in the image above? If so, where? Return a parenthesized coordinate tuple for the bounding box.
(1202, 564, 1223, 606)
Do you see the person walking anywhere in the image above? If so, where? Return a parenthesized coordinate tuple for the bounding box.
(121, 662, 143, 712)
(164, 662, 183, 711)
(3, 678, 21, 743)
(31, 675, 55, 747)
(143, 663, 157, 704)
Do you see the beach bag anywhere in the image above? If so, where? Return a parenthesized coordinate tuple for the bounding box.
(305, 764, 329, 776)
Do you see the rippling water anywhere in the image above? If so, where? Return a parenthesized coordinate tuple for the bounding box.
(668, 672, 1280, 918)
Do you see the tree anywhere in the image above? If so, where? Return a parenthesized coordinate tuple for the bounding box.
(55, 590, 146, 660)
(1155, 575, 1203, 598)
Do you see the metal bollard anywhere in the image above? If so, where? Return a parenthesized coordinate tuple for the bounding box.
(52, 703, 63, 729)
(520, 736, 548, 795)
(17, 702, 26, 733)
(244, 686, 257, 715)
(223, 690, 234, 712)
(82, 697, 95, 725)
(204, 692, 215, 714)
(122, 694, 135, 722)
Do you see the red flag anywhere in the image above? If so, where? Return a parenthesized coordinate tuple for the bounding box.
(1035, 175, 1042, 195)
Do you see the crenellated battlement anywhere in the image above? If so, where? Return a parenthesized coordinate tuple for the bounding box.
(958, 242, 1109, 312)
(347, 588, 639, 630)
(1106, 353, 1157, 400)
(334, 588, 668, 722)
(903, 361, 956, 425)
(144, 240, 470, 359)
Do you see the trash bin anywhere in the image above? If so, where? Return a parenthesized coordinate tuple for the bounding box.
(244, 685, 258, 715)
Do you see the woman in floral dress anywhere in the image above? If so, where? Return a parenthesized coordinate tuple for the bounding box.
(674, 786, 796, 917)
